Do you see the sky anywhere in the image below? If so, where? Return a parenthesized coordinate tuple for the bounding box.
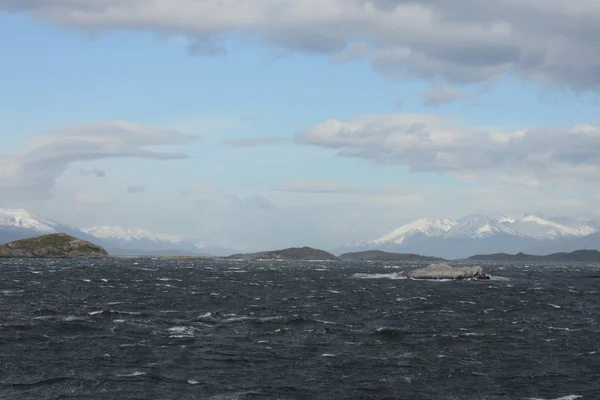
(1, 1, 600, 251)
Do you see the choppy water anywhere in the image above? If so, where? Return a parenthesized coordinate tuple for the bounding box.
(1, 259, 599, 399)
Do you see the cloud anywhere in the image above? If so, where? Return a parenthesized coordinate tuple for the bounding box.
(78, 168, 106, 178)
(126, 185, 146, 194)
(295, 114, 600, 185)
(5, 1, 600, 90)
(74, 191, 109, 205)
(180, 182, 216, 196)
(276, 179, 362, 194)
(224, 138, 287, 147)
(332, 42, 368, 64)
(231, 195, 276, 211)
(0, 121, 198, 200)
(421, 85, 466, 107)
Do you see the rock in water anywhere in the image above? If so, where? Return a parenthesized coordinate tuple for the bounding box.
(0, 233, 109, 258)
(407, 263, 489, 280)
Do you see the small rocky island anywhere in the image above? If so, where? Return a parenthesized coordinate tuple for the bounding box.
(227, 246, 339, 261)
(0, 233, 109, 258)
(407, 263, 490, 280)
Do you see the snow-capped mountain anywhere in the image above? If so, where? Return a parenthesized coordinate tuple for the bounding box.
(0, 208, 62, 233)
(502, 213, 598, 239)
(83, 226, 185, 246)
(367, 218, 457, 245)
(0, 208, 236, 256)
(344, 213, 600, 259)
(445, 215, 520, 239)
(82, 225, 232, 255)
(0, 208, 98, 244)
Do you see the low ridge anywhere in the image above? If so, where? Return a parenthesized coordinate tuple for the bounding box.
(339, 250, 445, 262)
(227, 246, 338, 261)
(467, 249, 600, 262)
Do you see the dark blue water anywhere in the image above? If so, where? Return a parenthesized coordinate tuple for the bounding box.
(1, 258, 599, 399)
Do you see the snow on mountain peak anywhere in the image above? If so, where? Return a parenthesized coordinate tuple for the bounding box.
(445, 215, 520, 238)
(370, 218, 457, 245)
(83, 226, 184, 244)
(513, 214, 597, 239)
(0, 208, 60, 233)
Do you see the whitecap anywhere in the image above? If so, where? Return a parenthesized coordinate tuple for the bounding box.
(187, 380, 199, 385)
(321, 353, 336, 357)
(118, 371, 146, 377)
(527, 396, 583, 400)
(396, 296, 427, 302)
(548, 304, 561, 309)
(351, 273, 406, 280)
(88, 310, 104, 316)
(168, 326, 195, 336)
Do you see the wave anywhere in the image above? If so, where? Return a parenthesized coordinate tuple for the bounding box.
(87, 310, 145, 318)
(351, 273, 407, 280)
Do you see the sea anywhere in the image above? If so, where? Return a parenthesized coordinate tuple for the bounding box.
(1, 258, 599, 400)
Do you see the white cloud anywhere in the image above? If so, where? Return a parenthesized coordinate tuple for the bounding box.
(421, 85, 466, 107)
(0, 121, 198, 200)
(295, 114, 600, 185)
(5, 0, 600, 89)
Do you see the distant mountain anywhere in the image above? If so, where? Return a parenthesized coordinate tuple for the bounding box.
(227, 247, 338, 261)
(0, 208, 100, 244)
(82, 226, 200, 254)
(0, 208, 236, 257)
(468, 250, 600, 263)
(343, 213, 600, 259)
(339, 250, 445, 262)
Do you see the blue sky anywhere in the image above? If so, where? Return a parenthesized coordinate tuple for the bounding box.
(1, 2, 600, 250)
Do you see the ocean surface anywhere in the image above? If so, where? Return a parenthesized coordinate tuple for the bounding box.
(1, 258, 599, 400)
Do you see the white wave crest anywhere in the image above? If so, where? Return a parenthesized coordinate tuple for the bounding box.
(351, 273, 407, 280)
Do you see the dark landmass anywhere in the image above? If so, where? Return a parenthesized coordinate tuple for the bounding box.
(467, 249, 600, 262)
(339, 250, 445, 262)
(227, 246, 339, 261)
(407, 263, 490, 280)
(0, 233, 109, 258)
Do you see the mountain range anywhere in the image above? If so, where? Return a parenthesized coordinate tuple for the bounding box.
(343, 214, 600, 259)
(1, 208, 599, 258)
(0, 209, 235, 256)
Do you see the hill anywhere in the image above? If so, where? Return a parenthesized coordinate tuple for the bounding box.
(467, 249, 600, 262)
(227, 246, 338, 261)
(0, 234, 109, 258)
(339, 250, 445, 262)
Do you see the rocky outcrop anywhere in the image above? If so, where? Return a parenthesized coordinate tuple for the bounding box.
(407, 263, 489, 280)
(0, 233, 109, 258)
(227, 246, 339, 261)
